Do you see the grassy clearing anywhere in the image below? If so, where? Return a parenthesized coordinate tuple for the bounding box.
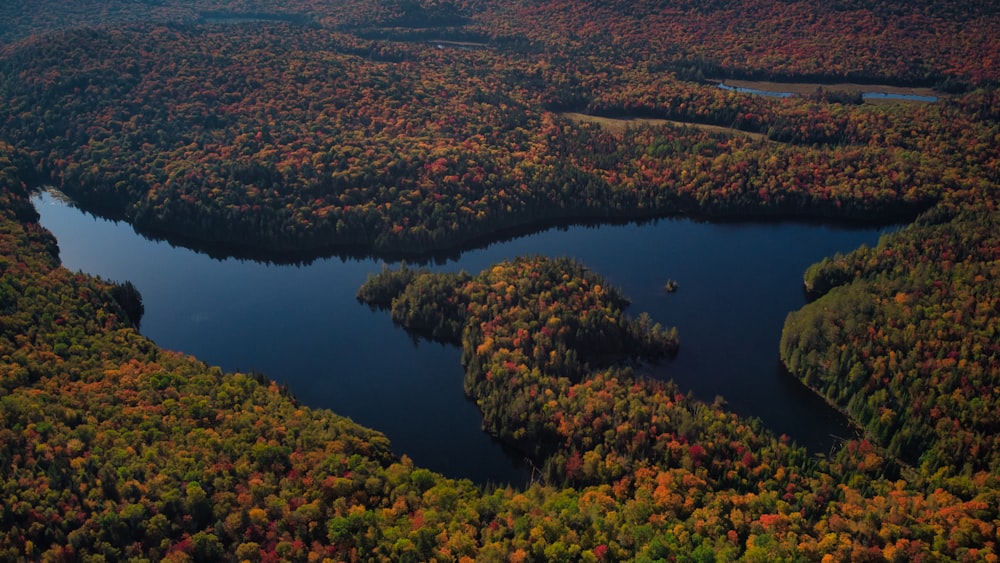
(560, 112, 768, 140)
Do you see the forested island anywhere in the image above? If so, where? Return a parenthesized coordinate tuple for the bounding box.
(0, 0, 998, 560)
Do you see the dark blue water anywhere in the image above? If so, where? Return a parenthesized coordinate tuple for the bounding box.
(718, 82, 938, 102)
(33, 192, 885, 484)
(861, 92, 938, 102)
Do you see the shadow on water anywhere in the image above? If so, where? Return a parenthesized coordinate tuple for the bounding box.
(774, 361, 863, 454)
(58, 188, 915, 269)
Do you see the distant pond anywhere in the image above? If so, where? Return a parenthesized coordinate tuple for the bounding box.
(198, 11, 312, 26)
(34, 192, 887, 486)
(718, 82, 939, 102)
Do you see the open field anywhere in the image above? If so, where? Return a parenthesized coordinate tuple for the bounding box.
(561, 112, 768, 140)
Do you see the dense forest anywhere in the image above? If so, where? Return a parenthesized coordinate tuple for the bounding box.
(0, 0, 998, 560)
(0, 8, 996, 257)
(782, 210, 1000, 479)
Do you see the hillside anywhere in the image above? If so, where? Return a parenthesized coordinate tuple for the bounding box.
(0, 0, 998, 560)
(0, 4, 995, 257)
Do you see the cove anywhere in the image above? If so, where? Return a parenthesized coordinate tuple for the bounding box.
(33, 192, 887, 486)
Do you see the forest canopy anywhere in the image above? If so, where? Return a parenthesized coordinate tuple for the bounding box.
(0, 2, 996, 257)
(0, 0, 998, 560)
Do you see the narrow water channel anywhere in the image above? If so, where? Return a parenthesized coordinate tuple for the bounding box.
(34, 192, 887, 485)
(718, 82, 939, 102)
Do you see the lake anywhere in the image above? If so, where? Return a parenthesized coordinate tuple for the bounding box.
(33, 192, 887, 486)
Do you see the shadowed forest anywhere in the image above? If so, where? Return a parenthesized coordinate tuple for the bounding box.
(0, 0, 997, 561)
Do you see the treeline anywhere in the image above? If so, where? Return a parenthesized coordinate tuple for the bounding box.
(782, 207, 1000, 480)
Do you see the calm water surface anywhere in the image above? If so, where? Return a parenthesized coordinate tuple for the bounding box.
(718, 82, 939, 102)
(34, 192, 886, 485)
